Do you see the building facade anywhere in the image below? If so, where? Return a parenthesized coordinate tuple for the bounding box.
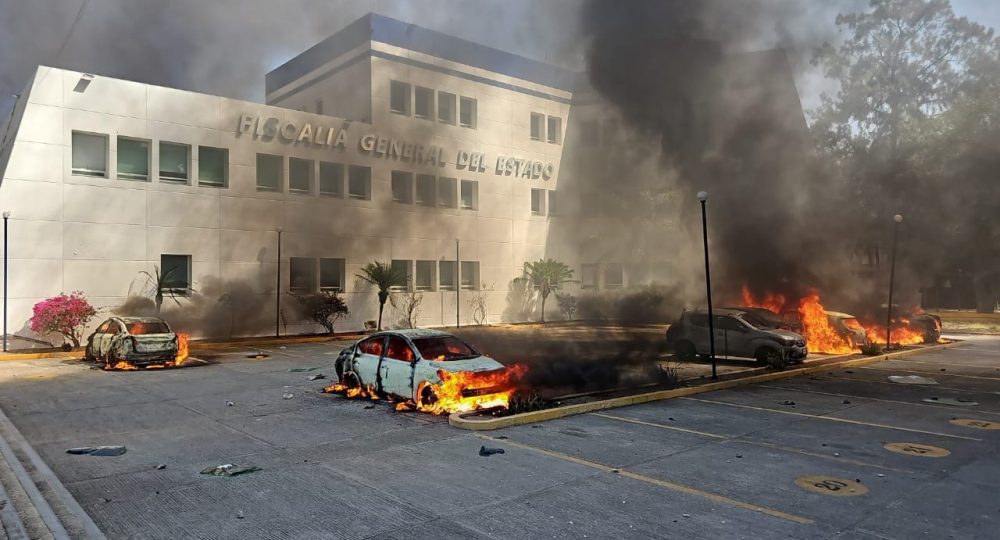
(0, 13, 593, 343)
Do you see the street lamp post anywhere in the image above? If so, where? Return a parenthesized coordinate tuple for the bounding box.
(455, 238, 460, 328)
(3, 211, 9, 352)
(276, 227, 283, 338)
(697, 192, 717, 379)
(885, 214, 903, 349)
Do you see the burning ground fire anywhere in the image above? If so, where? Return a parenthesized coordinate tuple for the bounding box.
(741, 287, 924, 354)
(324, 364, 528, 415)
(103, 333, 190, 370)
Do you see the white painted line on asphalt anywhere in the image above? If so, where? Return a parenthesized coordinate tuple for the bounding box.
(682, 397, 983, 441)
(858, 365, 1000, 382)
(756, 384, 1000, 418)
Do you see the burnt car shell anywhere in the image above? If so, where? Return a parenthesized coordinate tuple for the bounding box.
(86, 317, 178, 366)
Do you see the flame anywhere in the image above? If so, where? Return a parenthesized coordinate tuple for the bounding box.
(741, 286, 788, 313)
(106, 361, 138, 371)
(797, 292, 855, 354)
(863, 323, 924, 346)
(173, 333, 189, 366)
(325, 364, 529, 415)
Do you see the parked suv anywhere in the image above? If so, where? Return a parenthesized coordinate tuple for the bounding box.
(666, 308, 808, 366)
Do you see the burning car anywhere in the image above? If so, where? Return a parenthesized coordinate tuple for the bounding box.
(724, 306, 802, 333)
(332, 329, 524, 414)
(825, 311, 869, 348)
(84, 317, 180, 368)
(666, 309, 808, 366)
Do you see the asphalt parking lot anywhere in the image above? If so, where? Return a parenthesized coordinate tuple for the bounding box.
(0, 335, 997, 539)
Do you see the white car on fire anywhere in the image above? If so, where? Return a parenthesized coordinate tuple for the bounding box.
(85, 316, 179, 368)
(334, 329, 512, 411)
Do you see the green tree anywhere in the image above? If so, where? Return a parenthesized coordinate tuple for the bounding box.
(356, 261, 407, 330)
(523, 259, 575, 323)
(139, 265, 189, 315)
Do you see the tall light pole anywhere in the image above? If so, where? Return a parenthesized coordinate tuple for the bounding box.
(885, 214, 903, 349)
(697, 192, 717, 379)
(3, 211, 9, 352)
(276, 227, 283, 338)
(455, 238, 460, 328)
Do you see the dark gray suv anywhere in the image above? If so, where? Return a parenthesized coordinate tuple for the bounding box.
(666, 308, 808, 366)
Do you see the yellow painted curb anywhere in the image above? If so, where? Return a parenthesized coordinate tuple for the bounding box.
(449, 341, 958, 430)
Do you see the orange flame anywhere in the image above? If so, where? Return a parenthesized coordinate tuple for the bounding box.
(863, 323, 924, 346)
(797, 292, 855, 354)
(741, 286, 787, 313)
(173, 333, 189, 366)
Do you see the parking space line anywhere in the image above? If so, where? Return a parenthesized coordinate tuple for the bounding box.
(682, 398, 982, 441)
(757, 384, 1000, 418)
(858, 365, 1000, 382)
(593, 413, 913, 474)
(822, 376, 982, 394)
(478, 434, 814, 525)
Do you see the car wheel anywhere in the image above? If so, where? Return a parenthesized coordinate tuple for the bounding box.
(84, 346, 95, 363)
(755, 347, 786, 369)
(417, 383, 439, 409)
(674, 340, 696, 361)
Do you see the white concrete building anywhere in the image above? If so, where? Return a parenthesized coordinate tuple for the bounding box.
(0, 13, 587, 343)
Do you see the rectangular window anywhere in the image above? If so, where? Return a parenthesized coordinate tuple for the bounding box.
(198, 146, 228, 187)
(581, 264, 598, 290)
(71, 131, 107, 177)
(459, 97, 476, 128)
(117, 137, 149, 181)
(460, 180, 478, 210)
(348, 165, 371, 200)
(547, 190, 557, 216)
(256, 153, 283, 191)
(439, 260, 457, 290)
(391, 170, 413, 203)
(531, 188, 545, 215)
(415, 260, 435, 291)
(438, 92, 456, 124)
(530, 112, 544, 141)
(390, 80, 410, 115)
(290, 257, 316, 293)
(160, 254, 191, 293)
(416, 174, 436, 206)
(159, 141, 190, 183)
(289, 158, 313, 194)
(414, 86, 434, 120)
(460, 261, 479, 290)
(581, 120, 600, 146)
(604, 263, 624, 290)
(547, 116, 562, 144)
(319, 161, 344, 197)
(319, 258, 345, 292)
(390, 260, 412, 291)
(438, 177, 457, 208)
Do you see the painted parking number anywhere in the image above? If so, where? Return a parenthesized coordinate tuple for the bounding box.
(813, 479, 848, 491)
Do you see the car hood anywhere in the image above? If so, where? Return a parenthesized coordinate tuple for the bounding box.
(765, 329, 805, 341)
(426, 356, 506, 373)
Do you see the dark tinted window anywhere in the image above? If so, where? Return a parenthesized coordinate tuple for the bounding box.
(412, 336, 477, 361)
(715, 316, 748, 332)
(385, 336, 415, 362)
(126, 321, 170, 335)
(689, 314, 710, 327)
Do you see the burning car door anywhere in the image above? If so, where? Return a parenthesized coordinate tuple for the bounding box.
(714, 315, 752, 358)
(380, 336, 417, 399)
(97, 320, 122, 358)
(352, 336, 385, 390)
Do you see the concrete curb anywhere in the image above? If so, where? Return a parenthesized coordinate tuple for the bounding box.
(449, 341, 958, 431)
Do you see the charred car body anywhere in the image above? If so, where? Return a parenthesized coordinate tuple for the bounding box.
(667, 309, 808, 366)
(85, 317, 179, 367)
(334, 329, 511, 408)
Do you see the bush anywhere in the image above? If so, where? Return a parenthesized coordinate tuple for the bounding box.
(555, 293, 577, 320)
(860, 341, 883, 356)
(30, 291, 97, 347)
(295, 292, 349, 334)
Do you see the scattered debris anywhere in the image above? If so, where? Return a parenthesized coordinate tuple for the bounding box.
(226, 401, 234, 407)
(237, 510, 245, 520)
(287, 367, 321, 372)
(282, 393, 294, 399)
(246, 352, 269, 359)
(877, 474, 885, 478)
(888, 375, 938, 385)
(940, 368, 946, 372)
(834, 452, 841, 457)
(845, 370, 854, 374)
(922, 397, 978, 407)
(496, 435, 509, 439)
(682, 514, 691, 518)
(780, 400, 796, 406)
(479, 445, 506, 456)
(612, 468, 620, 473)
(308, 374, 326, 381)
(364, 404, 376, 409)
(279, 346, 287, 350)
(736, 455, 743, 459)
(66, 446, 127, 456)
(531, 424, 543, 429)
(155, 464, 166, 470)
(668, 417, 676, 421)
(200, 464, 261, 477)
(842, 399, 852, 404)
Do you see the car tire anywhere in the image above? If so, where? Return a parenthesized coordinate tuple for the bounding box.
(417, 383, 439, 409)
(755, 346, 784, 368)
(674, 340, 696, 361)
(342, 370, 362, 390)
(84, 346, 95, 363)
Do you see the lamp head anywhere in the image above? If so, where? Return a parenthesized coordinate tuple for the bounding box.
(696, 191, 708, 202)
(276, 226, 283, 233)
(2, 211, 9, 219)
(894, 214, 903, 223)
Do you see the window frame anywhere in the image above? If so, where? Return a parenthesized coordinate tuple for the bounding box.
(160, 254, 192, 295)
(158, 141, 190, 184)
(546, 116, 562, 144)
(391, 170, 414, 204)
(530, 112, 544, 141)
(460, 261, 479, 290)
(198, 145, 229, 188)
(289, 257, 317, 294)
(116, 136, 151, 182)
(530, 188, 546, 216)
(389, 80, 411, 116)
(319, 258, 345, 292)
(547, 190, 557, 216)
(256, 152, 284, 192)
(460, 179, 479, 210)
(347, 165, 371, 200)
(437, 92, 457, 124)
(581, 264, 599, 290)
(416, 174, 436, 207)
(459, 96, 476, 128)
(438, 177, 457, 208)
(319, 161, 345, 198)
(288, 157, 314, 194)
(604, 263, 625, 290)
(438, 260, 457, 291)
(414, 86, 434, 120)
(71, 131, 109, 178)
(415, 260, 436, 292)
(390, 260, 412, 291)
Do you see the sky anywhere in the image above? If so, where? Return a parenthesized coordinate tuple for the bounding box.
(0, 0, 997, 120)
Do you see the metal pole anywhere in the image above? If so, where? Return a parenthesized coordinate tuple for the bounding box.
(276, 228, 282, 338)
(698, 194, 717, 379)
(455, 238, 460, 328)
(3, 213, 8, 352)
(886, 215, 902, 349)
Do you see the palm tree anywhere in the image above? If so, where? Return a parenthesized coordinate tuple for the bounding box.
(139, 265, 187, 315)
(356, 261, 407, 330)
(523, 259, 575, 323)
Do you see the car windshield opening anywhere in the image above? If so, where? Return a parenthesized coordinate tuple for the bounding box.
(126, 321, 170, 335)
(412, 336, 478, 361)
